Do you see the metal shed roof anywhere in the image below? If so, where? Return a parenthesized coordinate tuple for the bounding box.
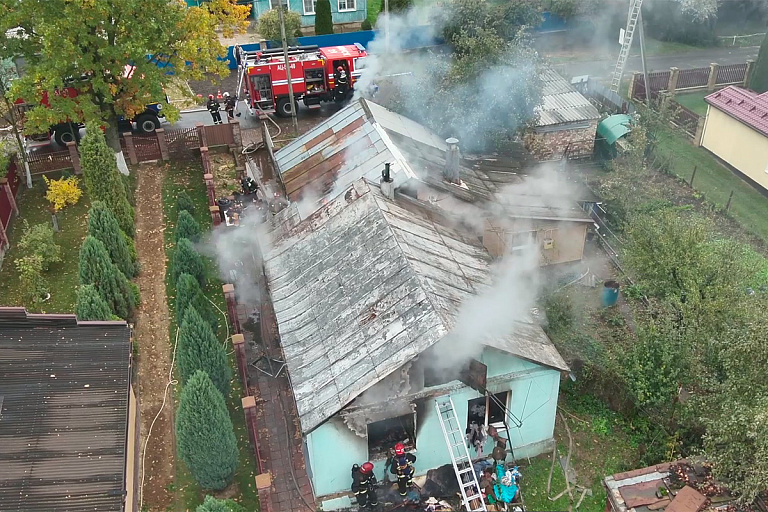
(263, 180, 568, 434)
(0, 309, 132, 512)
(536, 68, 600, 127)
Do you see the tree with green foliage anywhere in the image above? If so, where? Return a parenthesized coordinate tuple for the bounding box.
(379, 0, 413, 15)
(257, 8, 302, 43)
(750, 31, 768, 93)
(14, 254, 48, 305)
(16, 220, 61, 270)
(172, 238, 206, 286)
(361, 18, 372, 31)
(196, 496, 247, 512)
(546, 0, 603, 20)
(176, 273, 219, 333)
(177, 190, 196, 215)
(80, 125, 135, 237)
(76, 284, 113, 321)
(177, 307, 231, 396)
(176, 210, 202, 243)
(0, 0, 249, 153)
(315, 0, 334, 35)
(176, 370, 239, 490)
(79, 236, 134, 319)
(88, 201, 137, 278)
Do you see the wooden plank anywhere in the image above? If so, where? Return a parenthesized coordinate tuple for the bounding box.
(303, 128, 334, 152)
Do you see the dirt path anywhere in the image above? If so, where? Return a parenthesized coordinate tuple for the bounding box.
(134, 164, 176, 511)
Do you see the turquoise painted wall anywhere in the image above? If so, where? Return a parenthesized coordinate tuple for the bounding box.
(252, 0, 366, 26)
(306, 348, 561, 500)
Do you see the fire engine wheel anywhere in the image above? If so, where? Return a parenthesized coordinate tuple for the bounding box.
(276, 97, 298, 118)
(53, 124, 77, 147)
(135, 113, 161, 134)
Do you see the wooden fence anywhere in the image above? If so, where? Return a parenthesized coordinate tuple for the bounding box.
(669, 99, 702, 139)
(630, 61, 753, 102)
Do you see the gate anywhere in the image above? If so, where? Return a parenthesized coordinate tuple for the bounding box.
(26, 150, 74, 174)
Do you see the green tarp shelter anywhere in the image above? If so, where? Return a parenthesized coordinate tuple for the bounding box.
(597, 114, 633, 145)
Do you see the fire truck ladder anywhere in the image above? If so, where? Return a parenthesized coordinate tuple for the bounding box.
(435, 397, 488, 512)
(609, 0, 644, 94)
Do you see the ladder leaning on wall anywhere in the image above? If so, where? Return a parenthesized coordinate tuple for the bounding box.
(610, 0, 645, 94)
(435, 397, 488, 512)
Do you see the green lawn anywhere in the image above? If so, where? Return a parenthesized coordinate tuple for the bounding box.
(161, 160, 260, 512)
(0, 172, 90, 313)
(644, 38, 703, 56)
(656, 129, 768, 244)
(673, 91, 709, 117)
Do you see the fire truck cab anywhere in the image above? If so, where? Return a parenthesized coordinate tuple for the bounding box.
(236, 43, 367, 117)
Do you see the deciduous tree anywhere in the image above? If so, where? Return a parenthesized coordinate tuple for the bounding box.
(88, 201, 137, 278)
(177, 307, 231, 396)
(16, 220, 61, 270)
(257, 8, 302, 43)
(76, 284, 113, 321)
(79, 235, 134, 319)
(176, 272, 219, 333)
(315, 0, 334, 35)
(172, 238, 206, 286)
(176, 370, 239, 490)
(176, 210, 202, 243)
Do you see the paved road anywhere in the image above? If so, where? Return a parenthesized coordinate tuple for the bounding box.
(555, 45, 760, 80)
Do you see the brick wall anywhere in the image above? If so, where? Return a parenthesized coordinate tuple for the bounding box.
(524, 120, 599, 161)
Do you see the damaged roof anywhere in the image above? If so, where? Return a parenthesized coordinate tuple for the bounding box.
(536, 68, 600, 128)
(263, 180, 568, 434)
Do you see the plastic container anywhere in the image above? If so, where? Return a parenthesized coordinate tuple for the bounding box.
(602, 280, 620, 307)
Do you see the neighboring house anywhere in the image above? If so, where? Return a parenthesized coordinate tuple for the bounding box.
(0, 308, 138, 512)
(701, 86, 768, 192)
(251, 0, 367, 29)
(524, 68, 601, 161)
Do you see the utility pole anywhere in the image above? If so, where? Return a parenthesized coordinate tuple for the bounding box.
(638, 10, 650, 106)
(278, 1, 299, 135)
(384, 0, 390, 52)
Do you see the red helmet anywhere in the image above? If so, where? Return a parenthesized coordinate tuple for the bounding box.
(337, 66, 343, 71)
(394, 443, 405, 455)
(361, 462, 374, 474)
(208, 94, 214, 99)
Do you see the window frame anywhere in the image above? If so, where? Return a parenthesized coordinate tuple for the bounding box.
(338, 0, 356, 12)
(270, 0, 288, 10)
(467, 391, 510, 429)
(303, 0, 316, 15)
(366, 412, 417, 461)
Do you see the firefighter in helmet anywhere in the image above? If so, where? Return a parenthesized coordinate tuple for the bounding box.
(389, 443, 416, 496)
(223, 91, 237, 121)
(351, 462, 378, 509)
(334, 65, 349, 101)
(207, 94, 222, 125)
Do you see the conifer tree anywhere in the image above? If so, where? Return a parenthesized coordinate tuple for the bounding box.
(88, 201, 137, 277)
(80, 123, 135, 237)
(314, 0, 333, 35)
(79, 236, 134, 319)
(177, 307, 231, 396)
(176, 272, 219, 332)
(177, 190, 196, 215)
(751, 32, 768, 93)
(196, 496, 246, 512)
(75, 284, 114, 321)
(176, 210, 202, 243)
(172, 238, 206, 286)
(176, 371, 239, 490)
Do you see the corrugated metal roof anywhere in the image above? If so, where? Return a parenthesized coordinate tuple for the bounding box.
(0, 309, 131, 512)
(536, 69, 600, 127)
(705, 86, 768, 137)
(263, 180, 568, 434)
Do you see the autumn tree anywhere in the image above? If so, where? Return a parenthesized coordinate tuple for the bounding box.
(79, 235, 134, 319)
(0, 0, 249, 154)
(0, 58, 31, 188)
(176, 210, 202, 243)
(176, 370, 239, 490)
(176, 272, 219, 333)
(177, 307, 231, 396)
(257, 8, 302, 42)
(172, 238, 206, 286)
(88, 201, 137, 278)
(76, 284, 113, 321)
(80, 124, 135, 236)
(315, 0, 334, 35)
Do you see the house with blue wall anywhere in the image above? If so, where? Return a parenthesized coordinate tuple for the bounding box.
(262, 100, 571, 510)
(251, 0, 367, 28)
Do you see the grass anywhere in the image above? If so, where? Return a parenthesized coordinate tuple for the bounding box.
(673, 91, 709, 117)
(656, 128, 768, 244)
(161, 159, 260, 512)
(0, 171, 90, 313)
(643, 38, 703, 56)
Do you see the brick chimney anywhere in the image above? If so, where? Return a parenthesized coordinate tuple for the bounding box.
(444, 138, 460, 184)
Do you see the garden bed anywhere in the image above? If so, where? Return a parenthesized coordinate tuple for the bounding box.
(210, 150, 241, 198)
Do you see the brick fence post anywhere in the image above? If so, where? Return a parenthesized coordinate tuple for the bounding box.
(230, 120, 242, 149)
(200, 146, 211, 173)
(65, 141, 82, 174)
(210, 205, 221, 226)
(232, 333, 248, 392)
(667, 67, 680, 95)
(156, 128, 170, 161)
(707, 63, 719, 91)
(122, 132, 138, 165)
(196, 122, 208, 149)
(204, 172, 215, 207)
(744, 59, 755, 87)
(0, 177, 19, 216)
(694, 116, 706, 147)
(222, 283, 242, 334)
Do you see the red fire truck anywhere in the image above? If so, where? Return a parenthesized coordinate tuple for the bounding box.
(235, 43, 367, 117)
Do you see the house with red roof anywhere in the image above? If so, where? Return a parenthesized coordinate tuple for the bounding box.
(701, 86, 768, 191)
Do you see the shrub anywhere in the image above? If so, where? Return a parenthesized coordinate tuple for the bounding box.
(176, 273, 218, 332)
(197, 496, 247, 512)
(76, 284, 113, 321)
(176, 190, 196, 215)
(78, 236, 134, 319)
(177, 307, 231, 396)
(176, 210, 202, 243)
(176, 371, 239, 490)
(14, 254, 48, 304)
(43, 175, 82, 212)
(361, 18, 372, 31)
(315, 0, 334, 35)
(88, 201, 137, 277)
(172, 238, 206, 286)
(16, 220, 61, 270)
(80, 122, 135, 237)
(379, 0, 412, 15)
(257, 8, 301, 43)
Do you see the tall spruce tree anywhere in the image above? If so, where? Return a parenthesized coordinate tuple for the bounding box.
(176, 370, 239, 490)
(88, 201, 137, 278)
(177, 307, 231, 396)
(314, 0, 333, 35)
(75, 284, 113, 321)
(176, 273, 218, 333)
(80, 123, 135, 237)
(196, 496, 247, 512)
(176, 210, 202, 243)
(177, 190, 196, 215)
(751, 32, 768, 93)
(79, 236, 134, 319)
(172, 238, 206, 286)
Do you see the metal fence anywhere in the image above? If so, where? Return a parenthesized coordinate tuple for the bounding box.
(166, 127, 200, 154)
(132, 134, 162, 161)
(631, 63, 749, 102)
(26, 150, 74, 174)
(632, 71, 671, 101)
(677, 67, 710, 90)
(716, 63, 749, 85)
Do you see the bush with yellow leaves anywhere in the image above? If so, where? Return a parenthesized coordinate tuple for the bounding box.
(43, 175, 83, 212)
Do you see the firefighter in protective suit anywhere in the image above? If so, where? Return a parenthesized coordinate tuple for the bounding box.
(351, 462, 378, 509)
(390, 443, 417, 496)
(334, 65, 349, 101)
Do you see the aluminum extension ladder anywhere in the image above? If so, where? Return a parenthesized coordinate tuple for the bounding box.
(610, 0, 645, 93)
(435, 397, 487, 512)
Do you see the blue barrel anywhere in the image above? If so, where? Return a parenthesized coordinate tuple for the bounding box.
(602, 281, 620, 307)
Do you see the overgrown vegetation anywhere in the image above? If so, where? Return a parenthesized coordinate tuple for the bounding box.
(257, 7, 302, 43)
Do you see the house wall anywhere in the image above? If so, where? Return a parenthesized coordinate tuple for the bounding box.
(124, 384, 139, 512)
(307, 348, 561, 504)
(483, 218, 587, 266)
(701, 106, 768, 191)
(524, 120, 599, 161)
(252, 0, 367, 27)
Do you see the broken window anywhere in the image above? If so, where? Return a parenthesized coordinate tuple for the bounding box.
(509, 231, 537, 252)
(467, 392, 509, 428)
(423, 365, 460, 388)
(367, 414, 416, 461)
